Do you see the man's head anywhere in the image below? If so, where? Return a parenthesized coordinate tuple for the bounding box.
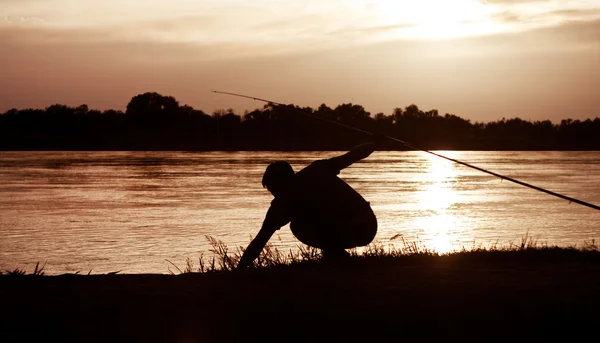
(262, 161, 295, 197)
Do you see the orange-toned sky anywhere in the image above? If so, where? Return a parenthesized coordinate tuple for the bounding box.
(1, 0, 599, 122)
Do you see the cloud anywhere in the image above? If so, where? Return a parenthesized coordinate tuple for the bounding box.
(2, 0, 598, 51)
(0, 26, 264, 64)
(0, 1, 387, 56)
(480, 0, 546, 3)
(0, 2, 411, 58)
(0, 16, 44, 25)
(547, 7, 600, 19)
(492, 7, 600, 23)
(349, 23, 416, 34)
(482, 0, 600, 22)
(538, 16, 600, 43)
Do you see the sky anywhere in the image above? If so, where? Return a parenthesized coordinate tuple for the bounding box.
(1, 0, 599, 122)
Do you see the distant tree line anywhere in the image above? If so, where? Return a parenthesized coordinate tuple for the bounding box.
(1, 92, 599, 150)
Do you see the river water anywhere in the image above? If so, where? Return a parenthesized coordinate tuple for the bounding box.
(1, 151, 599, 274)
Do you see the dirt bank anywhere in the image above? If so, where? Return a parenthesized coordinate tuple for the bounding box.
(2, 249, 599, 342)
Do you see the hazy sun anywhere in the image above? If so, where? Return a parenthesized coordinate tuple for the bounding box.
(374, 0, 498, 39)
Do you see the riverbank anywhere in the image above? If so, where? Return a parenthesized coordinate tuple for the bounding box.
(2, 247, 599, 342)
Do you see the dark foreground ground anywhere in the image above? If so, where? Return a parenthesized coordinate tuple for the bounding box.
(2, 249, 599, 342)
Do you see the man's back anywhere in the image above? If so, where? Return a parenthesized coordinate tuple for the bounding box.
(289, 159, 372, 229)
(277, 158, 377, 250)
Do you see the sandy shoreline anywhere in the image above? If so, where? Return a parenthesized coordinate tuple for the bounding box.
(2, 249, 599, 342)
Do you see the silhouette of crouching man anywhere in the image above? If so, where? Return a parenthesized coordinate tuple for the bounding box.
(237, 142, 378, 269)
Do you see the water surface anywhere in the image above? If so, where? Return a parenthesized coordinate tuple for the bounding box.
(1, 151, 599, 274)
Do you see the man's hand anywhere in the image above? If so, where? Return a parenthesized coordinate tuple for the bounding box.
(237, 220, 279, 269)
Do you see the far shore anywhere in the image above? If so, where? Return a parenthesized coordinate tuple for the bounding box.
(2, 247, 599, 342)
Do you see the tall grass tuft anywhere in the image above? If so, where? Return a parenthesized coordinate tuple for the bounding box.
(168, 236, 322, 274)
(1, 262, 46, 276)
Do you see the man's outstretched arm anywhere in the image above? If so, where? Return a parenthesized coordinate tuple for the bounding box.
(237, 225, 275, 269)
(328, 142, 376, 171)
(237, 204, 289, 269)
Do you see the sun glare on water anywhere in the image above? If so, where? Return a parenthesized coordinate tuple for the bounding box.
(374, 0, 499, 39)
(414, 152, 463, 254)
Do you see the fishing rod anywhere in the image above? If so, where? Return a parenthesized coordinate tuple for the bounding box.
(212, 90, 600, 212)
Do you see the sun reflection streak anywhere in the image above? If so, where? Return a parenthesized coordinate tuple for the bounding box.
(414, 152, 462, 253)
(414, 213, 459, 254)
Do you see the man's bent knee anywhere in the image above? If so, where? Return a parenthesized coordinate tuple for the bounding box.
(340, 213, 377, 249)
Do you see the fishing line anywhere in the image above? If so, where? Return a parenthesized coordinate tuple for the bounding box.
(212, 90, 600, 212)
